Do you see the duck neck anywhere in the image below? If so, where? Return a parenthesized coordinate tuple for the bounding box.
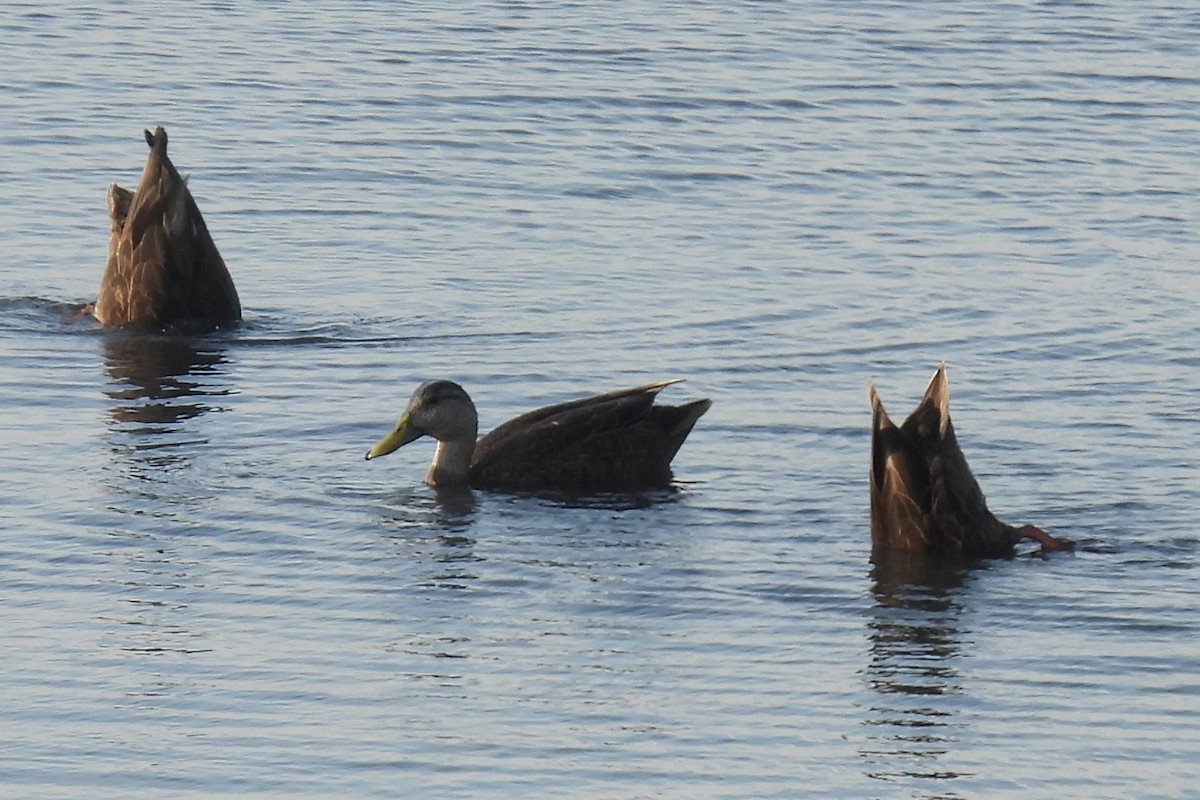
(426, 437, 475, 488)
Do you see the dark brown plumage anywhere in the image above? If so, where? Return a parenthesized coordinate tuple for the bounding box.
(868, 364, 1072, 557)
(365, 379, 711, 492)
(94, 127, 240, 330)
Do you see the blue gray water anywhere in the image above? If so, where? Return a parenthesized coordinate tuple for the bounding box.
(2, 2, 1198, 797)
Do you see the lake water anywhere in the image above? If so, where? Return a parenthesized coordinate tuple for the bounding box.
(2, 1, 1198, 797)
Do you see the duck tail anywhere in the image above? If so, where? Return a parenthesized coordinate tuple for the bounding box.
(658, 398, 712, 461)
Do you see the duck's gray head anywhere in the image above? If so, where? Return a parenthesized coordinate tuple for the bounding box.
(365, 380, 478, 461)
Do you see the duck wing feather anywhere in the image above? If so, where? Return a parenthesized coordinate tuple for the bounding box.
(470, 380, 708, 491)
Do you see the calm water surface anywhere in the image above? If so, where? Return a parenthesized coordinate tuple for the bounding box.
(2, 2, 1198, 798)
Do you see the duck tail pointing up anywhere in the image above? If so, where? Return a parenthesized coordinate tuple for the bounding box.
(868, 377, 894, 436)
(919, 362, 951, 438)
(144, 126, 168, 152)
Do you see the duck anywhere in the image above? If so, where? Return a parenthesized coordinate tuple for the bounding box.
(868, 363, 1072, 557)
(365, 379, 711, 492)
(93, 127, 241, 330)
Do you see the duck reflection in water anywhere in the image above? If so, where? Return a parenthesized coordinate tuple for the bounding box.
(94, 332, 234, 667)
(103, 332, 233, 441)
(861, 547, 972, 788)
(376, 486, 480, 592)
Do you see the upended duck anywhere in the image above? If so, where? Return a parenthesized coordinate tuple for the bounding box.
(365, 379, 711, 492)
(868, 364, 1072, 557)
(93, 127, 240, 330)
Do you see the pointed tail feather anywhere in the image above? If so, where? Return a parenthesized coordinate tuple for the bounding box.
(657, 398, 711, 462)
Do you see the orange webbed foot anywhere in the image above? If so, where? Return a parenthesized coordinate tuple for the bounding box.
(1017, 524, 1075, 552)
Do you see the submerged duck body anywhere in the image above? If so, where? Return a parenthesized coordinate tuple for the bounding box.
(94, 127, 240, 330)
(868, 364, 1072, 557)
(366, 379, 711, 492)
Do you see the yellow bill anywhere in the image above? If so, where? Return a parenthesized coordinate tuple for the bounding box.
(365, 414, 421, 460)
